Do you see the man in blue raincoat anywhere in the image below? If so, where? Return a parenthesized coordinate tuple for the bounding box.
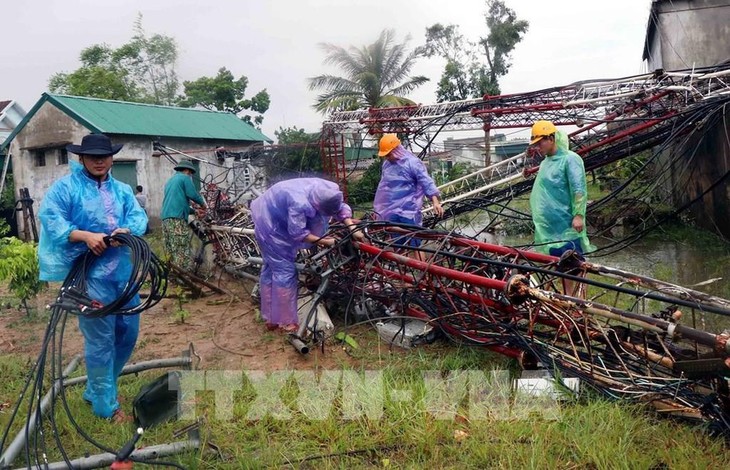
(250, 178, 358, 333)
(38, 134, 147, 421)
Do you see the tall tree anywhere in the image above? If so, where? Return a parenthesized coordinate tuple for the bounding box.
(424, 0, 528, 101)
(179, 67, 270, 127)
(424, 24, 481, 102)
(273, 126, 322, 174)
(308, 29, 429, 114)
(480, 0, 529, 95)
(121, 15, 180, 105)
(49, 15, 180, 105)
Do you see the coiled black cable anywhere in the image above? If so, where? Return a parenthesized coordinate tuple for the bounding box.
(52, 233, 168, 317)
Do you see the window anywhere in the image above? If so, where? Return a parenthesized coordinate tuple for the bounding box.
(33, 150, 46, 167)
(57, 148, 68, 165)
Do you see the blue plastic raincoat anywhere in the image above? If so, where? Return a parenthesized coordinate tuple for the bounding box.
(250, 178, 352, 326)
(529, 131, 592, 255)
(373, 145, 440, 225)
(38, 161, 147, 418)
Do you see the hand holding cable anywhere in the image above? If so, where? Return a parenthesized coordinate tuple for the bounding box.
(69, 230, 108, 256)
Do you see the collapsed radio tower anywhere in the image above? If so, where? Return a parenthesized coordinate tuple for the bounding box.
(188, 65, 730, 436)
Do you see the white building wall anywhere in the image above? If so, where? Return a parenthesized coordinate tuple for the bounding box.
(8, 102, 259, 238)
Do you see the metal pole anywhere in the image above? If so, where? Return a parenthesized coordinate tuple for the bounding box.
(0, 355, 82, 468)
(12, 439, 200, 470)
(61, 357, 193, 388)
(0, 355, 192, 469)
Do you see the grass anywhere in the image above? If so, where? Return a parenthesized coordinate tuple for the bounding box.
(1, 331, 729, 469)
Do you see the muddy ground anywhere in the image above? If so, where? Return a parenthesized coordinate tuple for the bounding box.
(0, 276, 373, 371)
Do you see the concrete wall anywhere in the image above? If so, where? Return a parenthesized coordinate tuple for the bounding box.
(9, 102, 260, 239)
(9, 102, 88, 231)
(674, 106, 730, 237)
(647, 0, 730, 70)
(643, 1, 730, 238)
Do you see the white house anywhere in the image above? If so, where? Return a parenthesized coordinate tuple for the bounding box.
(0, 93, 272, 239)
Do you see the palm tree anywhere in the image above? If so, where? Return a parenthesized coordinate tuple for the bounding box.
(309, 29, 429, 114)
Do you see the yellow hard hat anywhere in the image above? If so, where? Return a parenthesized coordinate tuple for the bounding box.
(530, 120, 557, 145)
(378, 134, 401, 157)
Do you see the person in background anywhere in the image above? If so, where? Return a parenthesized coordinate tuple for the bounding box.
(160, 160, 207, 271)
(38, 133, 147, 422)
(135, 185, 147, 210)
(135, 185, 149, 234)
(373, 133, 444, 226)
(251, 178, 359, 333)
(528, 120, 592, 296)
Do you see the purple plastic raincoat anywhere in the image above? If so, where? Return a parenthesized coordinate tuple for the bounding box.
(373, 145, 440, 225)
(250, 178, 352, 326)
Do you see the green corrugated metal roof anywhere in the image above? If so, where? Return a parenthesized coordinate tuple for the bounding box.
(1, 93, 272, 148)
(50, 94, 272, 142)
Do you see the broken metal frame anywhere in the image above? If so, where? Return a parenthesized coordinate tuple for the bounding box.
(318, 65, 730, 222)
(294, 223, 730, 433)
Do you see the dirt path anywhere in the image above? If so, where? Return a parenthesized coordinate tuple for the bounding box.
(0, 278, 361, 371)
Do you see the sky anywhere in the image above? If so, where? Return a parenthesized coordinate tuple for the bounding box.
(1, 0, 652, 141)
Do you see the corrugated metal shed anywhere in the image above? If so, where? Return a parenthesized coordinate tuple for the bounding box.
(1, 93, 272, 150)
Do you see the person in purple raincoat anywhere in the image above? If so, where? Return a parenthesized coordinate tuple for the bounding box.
(373, 134, 444, 226)
(250, 178, 358, 332)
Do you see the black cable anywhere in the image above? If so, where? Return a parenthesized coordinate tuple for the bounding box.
(0, 234, 183, 469)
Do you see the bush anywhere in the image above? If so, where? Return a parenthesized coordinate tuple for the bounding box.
(348, 159, 383, 205)
(0, 237, 44, 305)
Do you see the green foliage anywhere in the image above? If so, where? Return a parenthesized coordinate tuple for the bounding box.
(479, 0, 530, 93)
(602, 151, 652, 181)
(348, 159, 383, 205)
(308, 29, 429, 114)
(123, 15, 180, 105)
(334, 331, 359, 349)
(424, 24, 483, 101)
(179, 67, 270, 127)
(1, 178, 15, 210)
(0, 238, 44, 302)
(48, 14, 179, 105)
(272, 126, 322, 173)
(433, 161, 471, 187)
(425, 0, 528, 101)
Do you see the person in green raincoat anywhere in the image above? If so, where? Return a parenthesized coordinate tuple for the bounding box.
(528, 120, 592, 257)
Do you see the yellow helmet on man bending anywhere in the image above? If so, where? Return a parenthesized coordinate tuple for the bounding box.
(378, 134, 401, 157)
(530, 120, 557, 145)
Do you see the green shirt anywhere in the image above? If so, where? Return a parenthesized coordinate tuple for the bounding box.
(161, 172, 206, 220)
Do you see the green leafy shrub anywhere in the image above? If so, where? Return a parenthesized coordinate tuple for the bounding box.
(0, 237, 44, 304)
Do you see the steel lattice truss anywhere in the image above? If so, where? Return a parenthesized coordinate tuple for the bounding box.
(320, 65, 730, 217)
(196, 196, 730, 434)
(305, 223, 730, 435)
(193, 65, 730, 437)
